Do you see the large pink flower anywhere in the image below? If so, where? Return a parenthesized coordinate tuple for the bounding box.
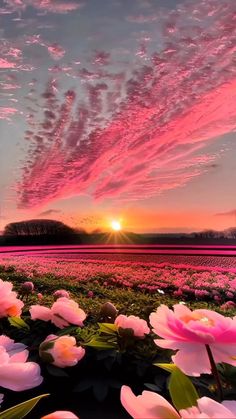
(121, 386, 236, 419)
(0, 335, 43, 391)
(115, 315, 150, 338)
(39, 334, 85, 368)
(41, 411, 78, 419)
(30, 298, 86, 329)
(0, 278, 24, 318)
(150, 304, 236, 376)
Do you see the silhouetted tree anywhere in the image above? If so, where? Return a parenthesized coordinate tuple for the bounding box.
(4, 219, 75, 237)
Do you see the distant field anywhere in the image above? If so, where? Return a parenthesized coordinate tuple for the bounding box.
(0, 246, 236, 303)
(1, 244, 236, 270)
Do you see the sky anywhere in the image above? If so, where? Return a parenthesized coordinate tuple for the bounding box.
(0, 0, 236, 234)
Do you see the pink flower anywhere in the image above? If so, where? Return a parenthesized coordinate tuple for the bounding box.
(150, 304, 236, 376)
(37, 293, 43, 301)
(180, 398, 236, 418)
(121, 386, 236, 419)
(0, 278, 24, 318)
(39, 334, 85, 368)
(0, 335, 43, 391)
(115, 315, 150, 338)
(220, 301, 236, 311)
(41, 411, 78, 419)
(51, 298, 86, 329)
(30, 298, 86, 329)
(121, 385, 179, 418)
(30, 305, 52, 322)
(87, 291, 94, 298)
(53, 290, 70, 299)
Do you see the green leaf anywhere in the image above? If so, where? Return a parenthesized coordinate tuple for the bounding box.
(84, 336, 117, 350)
(0, 394, 49, 419)
(8, 317, 30, 330)
(56, 326, 77, 336)
(98, 323, 118, 335)
(154, 363, 176, 373)
(156, 363, 199, 410)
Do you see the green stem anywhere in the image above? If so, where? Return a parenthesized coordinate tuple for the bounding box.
(205, 344, 223, 401)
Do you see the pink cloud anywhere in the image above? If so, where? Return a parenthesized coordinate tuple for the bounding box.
(0, 107, 19, 120)
(47, 44, 65, 60)
(3, 0, 83, 14)
(0, 58, 17, 68)
(16, 0, 236, 209)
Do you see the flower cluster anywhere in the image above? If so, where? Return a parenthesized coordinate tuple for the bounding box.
(0, 255, 236, 302)
(0, 275, 235, 418)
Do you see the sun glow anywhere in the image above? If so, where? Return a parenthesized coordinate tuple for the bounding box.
(111, 220, 122, 231)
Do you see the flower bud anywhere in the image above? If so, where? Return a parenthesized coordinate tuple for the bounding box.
(100, 302, 118, 321)
(21, 281, 34, 294)
(39, 334, 85, 368)
(53, 290, 70, 299)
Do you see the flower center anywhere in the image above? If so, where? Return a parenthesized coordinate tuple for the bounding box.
(181, 313, 215, 327)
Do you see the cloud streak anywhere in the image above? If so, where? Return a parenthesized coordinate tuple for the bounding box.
(38, 209, 61, 216)
(2, 0, 235, 209)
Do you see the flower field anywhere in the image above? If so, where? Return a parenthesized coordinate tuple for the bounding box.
(0, 254, 236, 305)
(0, 258, 235, 418)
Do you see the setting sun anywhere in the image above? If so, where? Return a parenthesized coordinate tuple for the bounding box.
(111, 220, 122, 231)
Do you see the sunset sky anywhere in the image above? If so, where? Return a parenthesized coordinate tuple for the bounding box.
(0, 0, 236, 234)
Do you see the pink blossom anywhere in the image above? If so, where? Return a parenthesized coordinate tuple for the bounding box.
(115, 315, 150, 338)
(39, 334, 85, 368)
(180, 398, 236, 418)
(220, 301, 236, 311)
(121, 385, 179, 418)
(37, 292, 43, 300)
(0, 335, 43, 391)
(150, 304, 236, 376)
(51, 298, 86, 329)
(0, 278, 24, 318)
(41, 411, 78, 419)
(30, 305, 52, 322)
(53, 290, 70, 299)
(30, 298, 86, 329)
(87, 291, 94, 298)
(121, 386, 236, 419)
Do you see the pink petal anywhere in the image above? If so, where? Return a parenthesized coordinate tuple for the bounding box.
(41, 411, 79, 419)
(222, 401, 236, 416)
(172, 344, 211, 376)
(197, 397, 236, 418)
(0, 362, 43, 391)
(121, 385, 179, 419)
(211, 344, 236, 367)
(9, 349, 28, 363)
(30, 305, 52, 322)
